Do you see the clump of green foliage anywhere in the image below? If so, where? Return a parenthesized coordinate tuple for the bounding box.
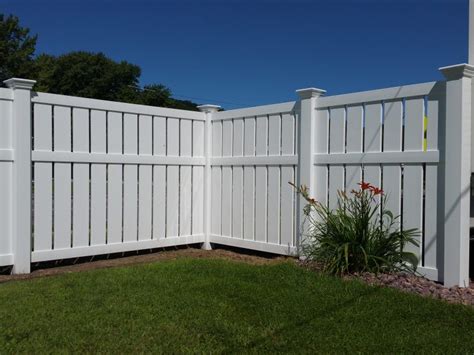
(292, 181, 419, 275)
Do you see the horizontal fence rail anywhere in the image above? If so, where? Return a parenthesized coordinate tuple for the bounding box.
(0, 65, 472, 287)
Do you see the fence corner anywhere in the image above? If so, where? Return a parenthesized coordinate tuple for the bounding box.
(439, 64, 474, 287)
(295, 87, 325, 257)
(4, 78, 36, 274)
(197, 104, 221, 251)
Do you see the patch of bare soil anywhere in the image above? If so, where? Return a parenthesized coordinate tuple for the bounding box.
(301, 261, 474, 306)
(0, 246, 291, 284)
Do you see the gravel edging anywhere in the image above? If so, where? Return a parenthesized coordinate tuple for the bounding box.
(300, 261, 474, 306)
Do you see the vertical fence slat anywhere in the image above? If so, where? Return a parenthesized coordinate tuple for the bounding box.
(364, 103, 382, 196)
(53, 106, 72, 249)
(211, 121, 222, 235)
(383, 100, 403, 219)
(329, 107, 345, 209)
(232, 119, 244, 239)
(267, 114, 281, 244)
(139, 115, 153, 240)
(345, 105, 363, 192)
(192, 120, 204, 235)
(424, 94, 440, 269)
(33, 104, 52, 251)
(123, 113, 138, 242)
(243, 117, 255, 240)
(281, 113, 295, 247)
(314, 109, 329, 207)
(72, 108, 90, 247)
(180, 119, 192, 236)
(107, 111, 123, 244)
(255, 116, 267, 242)
(167, 118, 180, 237)
(90, 110, 107, 246)
(221, 120, 233, 236)
(403, 98, 424, 260)
(153, 116, 166, 240)
(0, 99, 12, 259)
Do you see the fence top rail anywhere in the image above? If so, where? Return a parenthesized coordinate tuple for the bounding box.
(31, 91, 205, 121)
(212, 101, 296, 121)
(317, 81, 440, 109)
(0, 87, 13, 101)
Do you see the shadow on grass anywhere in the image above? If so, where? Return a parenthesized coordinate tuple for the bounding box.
(234, 284, 382, 352)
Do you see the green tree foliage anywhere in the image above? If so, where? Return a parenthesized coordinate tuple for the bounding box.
(0, 14, 198, 110)
(139, 84, 198, 111)
(0, 14, 37, 82)
(34, 52, 142, 102)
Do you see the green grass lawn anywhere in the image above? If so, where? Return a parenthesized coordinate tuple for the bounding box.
(1, 258, 474, 353)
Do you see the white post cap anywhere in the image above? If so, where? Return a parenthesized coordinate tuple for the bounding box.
(197, 104, 221, 113)
(3, 78, 36, 90)
(296, 87, 326, 100)
(439, 64, 474, 81)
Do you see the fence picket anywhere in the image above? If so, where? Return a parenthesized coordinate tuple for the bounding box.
(403, 98, 425, 261)
(53, 106, 72, 249)
(72, 108, 90, 247)
(167, 118, 180, 237)
(139, 115, 153, 240)
(221, 120, 233, 236)
(281, 113, 295, 247)
(153, 116, 167, 240)
(232, 119, 244, 239)
(329, 107, 345, 209)
(345, 105, 363, 193)
(192, 120, 205, 235)
(255, 116, 268, 242)
(364, 103, 382, 207)
(424, 94, 440, 269)
(382, 100, 403, 220)
(315, 109, 329, 206)
(107, 111, 123, 244)
(90, 110, 107, 246)
(267, 114, 281, 244)
(33, 104, 52, 251)
(180, 119, 192, 236)
(243, 117, 256, 241)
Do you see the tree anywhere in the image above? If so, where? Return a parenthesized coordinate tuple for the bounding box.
(137, 84, 198, 111)
(34, 52, 198, 110)
(0, 13, 199, 110)
(34, 51, 141, 102)
(0, 14, 37, 82)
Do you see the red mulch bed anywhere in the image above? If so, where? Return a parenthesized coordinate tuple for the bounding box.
(301, 260, 474, 306)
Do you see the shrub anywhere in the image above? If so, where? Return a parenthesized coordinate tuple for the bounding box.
(292, 181, 419, 275)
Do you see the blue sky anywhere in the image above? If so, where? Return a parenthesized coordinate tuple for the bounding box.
(1, 0, 469, 108)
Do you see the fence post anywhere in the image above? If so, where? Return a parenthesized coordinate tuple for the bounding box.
(295, 88, 326, 255)
(439, 64, 474, 287)
(3, 78, 36, 274)
(198, 104, 221, 250)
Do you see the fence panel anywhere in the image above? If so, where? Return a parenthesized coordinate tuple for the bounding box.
(210, 102, 298, 254)
(315, 82, 443, 280)
(29, 92, 206, 262)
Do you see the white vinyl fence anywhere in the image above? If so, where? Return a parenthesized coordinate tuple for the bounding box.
(209, 103, 298, 255)
(0, 63, 472, 287)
